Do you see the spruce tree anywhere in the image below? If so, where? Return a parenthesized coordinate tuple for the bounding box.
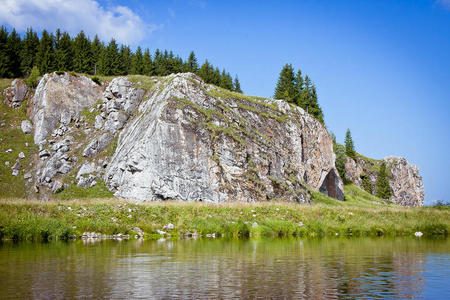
(360, 174, 373, 194)
(294, 70, 304, 106)
(73, 31, 92, 73)
(219, 69, 233, 90)
(186, 51, 198, 73)
(345, 129, 356, 159)
(118, 45, 132, 75)
(309, 84, 324, 124)
(142, 48, 153, 75)
(20, 28, 39, 76)
(131, 46, 143, 74)
(35, 30, 55, 74)
(91, 35, 103, 75)
(375, 162, 392, 199)
(0, 27, 9, 77)
(234, 76, 242, 93)
(198, 60, 214, 83)
(274, 63, 296, 103)
(55, 31, 73, 71)
(5, 28, 22, 77)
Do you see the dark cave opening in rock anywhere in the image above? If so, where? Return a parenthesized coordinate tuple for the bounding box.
(319, 169, 340, 199)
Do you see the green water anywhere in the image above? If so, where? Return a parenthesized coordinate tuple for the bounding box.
(0, 238, 449, 299)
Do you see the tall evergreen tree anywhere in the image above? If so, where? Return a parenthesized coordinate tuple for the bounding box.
(198, 60, 214, 83)
(20, 28, 39, 76)
(274, 63, 296, 103)
(0, 26, 9, 77)
(5, 28, 22, 77)
(142, 48, 153, 75)
(55, 31, 73, 71)
(35, 30, 55, 75)
(131, 46, 143, 74)
(345, 129, 356, 159)
(90, 35, 103, 75)
(375, 162, 392, 199)
(234, 75, 242, 93)
(334, 143, 347, 182)
(99, 39, 119, 75)
(294, 70, 304, 106)
(73, 31, 92, 73)
(308, 84, 324, 123)
(219, 69, 233, 90)
(186, 51, 198, 73)
(118, 45, 132, 75)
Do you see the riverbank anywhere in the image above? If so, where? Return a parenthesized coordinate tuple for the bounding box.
(0, 197, 448, 242)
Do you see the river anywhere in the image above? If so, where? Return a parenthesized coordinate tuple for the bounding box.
(0, 238, 449, 299)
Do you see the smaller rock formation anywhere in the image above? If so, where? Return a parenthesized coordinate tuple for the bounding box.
(345, 155, 424, 206)
(21, 120, 32, 134)
(3, 79, 28, 108)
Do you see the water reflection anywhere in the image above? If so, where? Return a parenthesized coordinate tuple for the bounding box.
(0, 238, 449, 299)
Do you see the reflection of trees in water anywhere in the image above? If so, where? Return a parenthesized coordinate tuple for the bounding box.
(0, 238, 445, 299)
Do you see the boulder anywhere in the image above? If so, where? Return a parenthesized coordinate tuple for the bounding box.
(21, 120, 33, 134)
(82, 133, 114, 158)
(3, 79, 28, 108)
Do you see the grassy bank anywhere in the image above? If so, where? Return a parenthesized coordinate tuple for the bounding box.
(0, 195, 448, 242)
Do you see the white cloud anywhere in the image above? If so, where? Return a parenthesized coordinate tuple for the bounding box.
(437, 0, 450, 10)
(0, 0, 159, 45)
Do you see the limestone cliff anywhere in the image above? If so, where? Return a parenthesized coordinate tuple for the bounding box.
(345, 155, 424, 206)
(0, 71, 424, 206)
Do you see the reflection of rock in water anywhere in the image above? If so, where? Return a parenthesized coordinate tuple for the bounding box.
(0, 238, 442, 299)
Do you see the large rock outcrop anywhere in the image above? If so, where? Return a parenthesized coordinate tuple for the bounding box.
(3, 79, 28, 108)
(345, 155, 424, 206)
(104, 73, 344, 202)
(30, 72, 102, 144)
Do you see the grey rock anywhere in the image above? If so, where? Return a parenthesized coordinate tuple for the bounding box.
(12, 161, 20, 171)
(12, 170, 19, 176)
(77, 162, 96, 178)
(82, 133, 114, 158)
(24, 173, 32, 179)
(30, 73, 102, 144)
(5, 149, 12, 153)
(3, 79, 28, 108)
(5, 161, 9, 166)
(52, 180, 65, 193)
(18, 152, 25, 159)
(94, 115, 104, 129)
(39, 149, 51, 158)
(21, 120, 33, 134)
(104, 73, 343, 202)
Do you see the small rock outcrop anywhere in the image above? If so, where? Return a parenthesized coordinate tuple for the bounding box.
(104, 73, 344, 202)
(29, 72, 102, 144)
(345, 155, 424, 206)
(3, 79, 28, 108)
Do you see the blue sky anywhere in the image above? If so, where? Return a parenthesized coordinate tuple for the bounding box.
(1, 0, 449, 204)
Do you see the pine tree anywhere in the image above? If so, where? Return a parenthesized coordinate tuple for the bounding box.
(0, 26, 9, 77)
(274, 63, 296, 103)
(73, 31, 92, 73)
(345, 129, 356, 159)
(20, 28, 39, 76)
(198, 60, 214, 83)
(294, 70, 304, 106)
(5, 28, 22, 77)
(219, 69, 233, 90)
(309, 84, 324, 124)
(55, 31, 73, 71)
(35, 30, 55, 75)
(99, 39, 119, 75)
(186, 51, 198, 73)
(118, 45, 132, 75)
(375, 162, 392, 199)
(234, 75, 242, 93)
(131, 46, 143, 74)
(142, 48, 153, 75)
(90, 35, 103, 75)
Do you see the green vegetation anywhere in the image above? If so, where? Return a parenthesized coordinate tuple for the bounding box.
(345, 128, 356, 159)
(334, 143, 347, 181)
(0, 99, 38, 198)
(0, 26, 241, 92)
(375, 162, 392, 199)
(0, 188, 448, 242)
(274, 63, 324, 123)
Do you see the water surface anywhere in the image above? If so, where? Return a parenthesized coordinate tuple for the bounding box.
(0, 238, 449, 299)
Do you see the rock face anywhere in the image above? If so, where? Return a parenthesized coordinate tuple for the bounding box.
(104, 73, 344, 202)
(3, 79, 28, 108)
(383, 156, 424, 207)
(345, 155, 424, 206)
(30, 72, 102, 144)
